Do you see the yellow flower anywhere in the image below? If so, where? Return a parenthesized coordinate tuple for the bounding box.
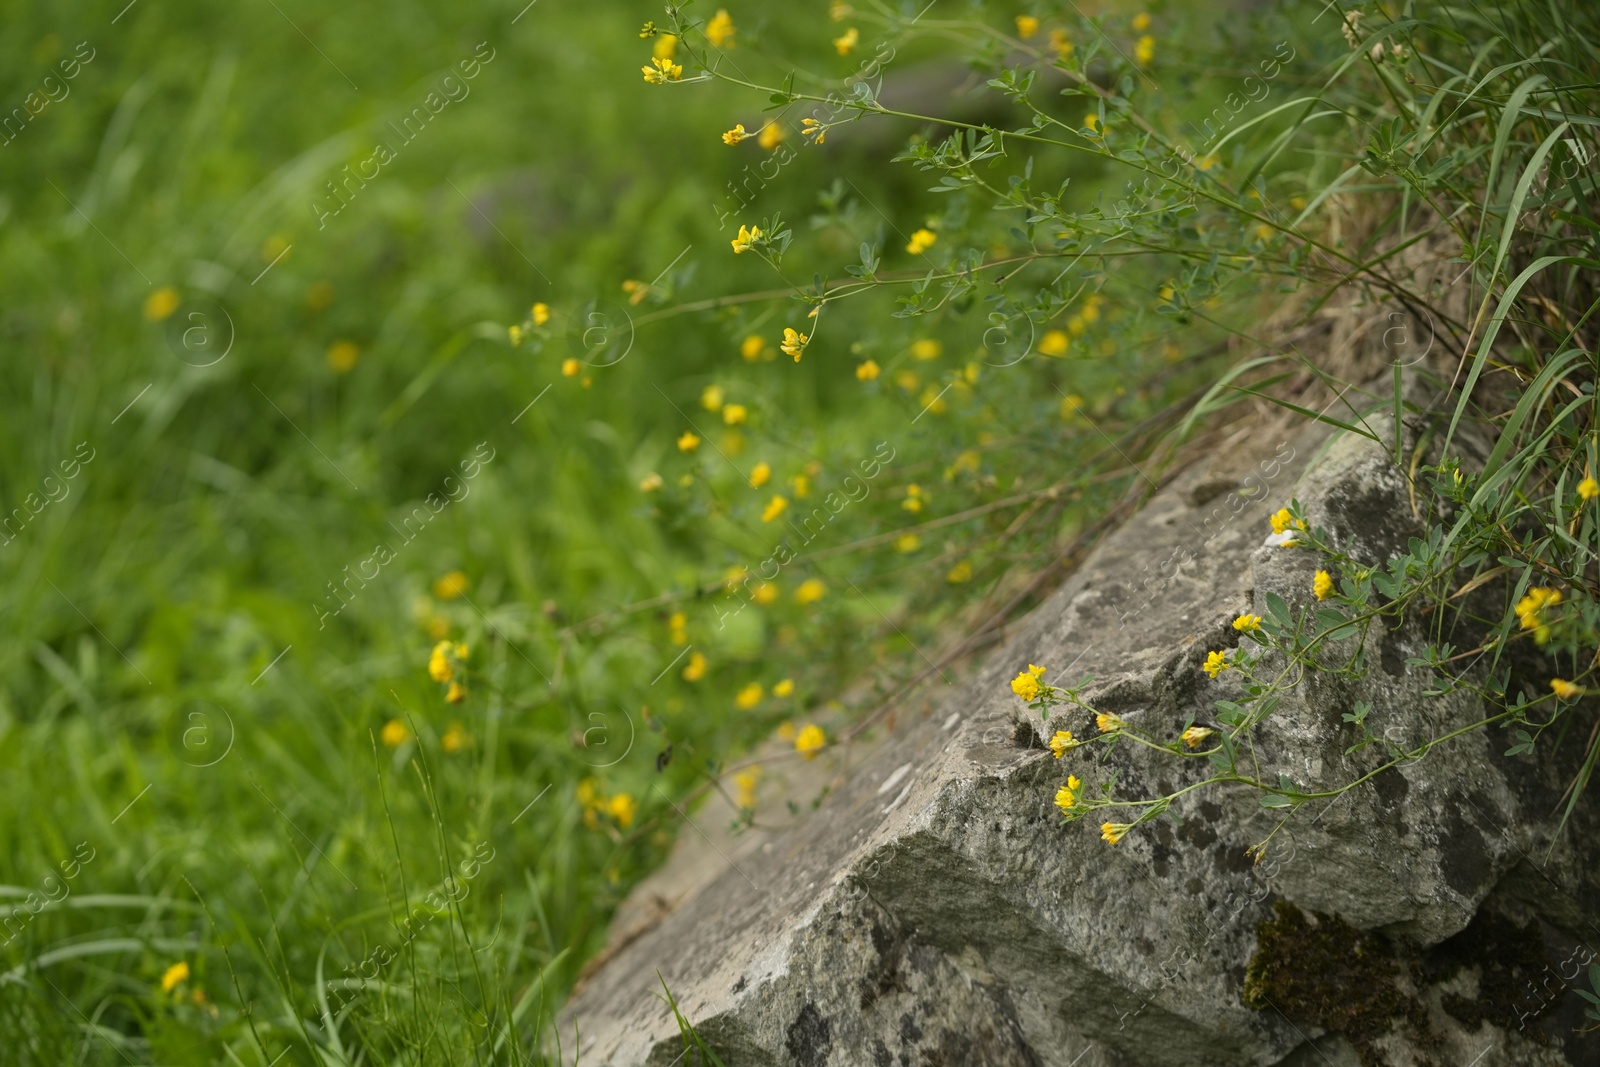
(834, 27, 859, 55)
(762, 495, 788, 522)
(1270, 507, 1304, 535)
(381, 719, 411, 747)
(723, 403, 748, 426)
(734, 768, 761, 808)
(160, 961, 190, 993)
(445, 680, 466, 704)
(1015, 15, 1040, 38)
(706, 9, 736, 48)
(145, 287, 181, 321)
(1579, 477, 1599, 501)
(1551, 678, 1585, 699)
(795, 578, 826, 605)
(1038, 330, 1069, 357)
(1049, 732, 1076, 759)
(433, 571, 469, 600)
(776, 721, 797, 740)
(856, 359, 881, 381)
(1233, 613, 1262, 632)
(669, 611, 688, 644)
(561, 357, 581, 377)
(801, 117, 827, 144)
(911, 338, 942, 361)
(653, 34, 678, 60)
(1048, 29, 1073, 56)
(1084, 113, 1100, 134)
(699, 384, 725, 412)
(722, 124, 750, 146)
(607, 793, 637, 829)
(1516, 587, 1563, 643)
(530, 302, 551, 326)
(1134, 34, 1155, 65)
(642, 56, 683, 83)
(306, 281, 334, 310)
(946, 561, 973, 583)
(508, 324, 524, 346)
(731, 224, 762, 254)
(752, 582, 779, 605)
(758, 122, 784, 150)
(442, 722, 469, 752)
(1059, 393, 1084, 420)
(795, 723, 827, 759)
(429, 640, 455, 682)
(1100, 822, 1128, 845)
(327, 340, 361, 373)
(682, 651, 707, 681)
(640, 472, 663, 492)
(749, 461, 771, 488)
(829, 0, 851, 19)
(1011, 671, 1041, 702)
(1096, 712, 1125, 733)
(790, 473, 811, 498)
(1132, 12, 1151, 31)
(678, 431, 701, 452)
(905, 228, 938, 254)
(1313, 570, 1334, 601)
(735, 682, 764, 709)
(1182, 726, 1215, 749)
(1054, 775, 1082, 811)
(1028, 664, 1046, 678)
(773, 678, 795, 697)
(1202, 650, 1229, 678)
(918, 387, 948, 415)
(781, 328, 809, 360)
(895, 533, 921, 553)
(902, 483, 923, 513)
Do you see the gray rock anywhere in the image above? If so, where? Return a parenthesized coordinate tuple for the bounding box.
(565, 399, 1600, 1066)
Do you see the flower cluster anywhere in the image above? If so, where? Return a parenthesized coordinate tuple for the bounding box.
(1516, 586, 1562, 644)
(429, 639, 470, 704)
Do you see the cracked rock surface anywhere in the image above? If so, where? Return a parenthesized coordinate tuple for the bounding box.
(565, 407, 1600, 1067)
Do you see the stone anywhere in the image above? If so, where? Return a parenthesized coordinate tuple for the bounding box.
(565, 389, 1600, 1066)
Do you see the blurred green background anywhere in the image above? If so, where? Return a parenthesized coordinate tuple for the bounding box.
(0, 0, 1265, 1060)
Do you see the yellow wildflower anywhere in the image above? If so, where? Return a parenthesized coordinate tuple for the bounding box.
(327, 340, 360, 373)
(854, 359, 881, 381)
(722, 124, 750, 146)
(773, 678, 795, 697)
(429, 640, 454, 682)
(1233, 613, 1262, 632)
(902, 484, 923, 513)
(677, 431, 701, 452)
(642, 56, 683, 83)
(532, 302, 551, 326)
(1054, 775, 1082, 810)
(653, 34, 678, 60)
(1084, 113, 1100, 134)
(381, 719, 411, 747)
(1096, 712, 1125, 733)
(306, 281, 334, 311)
(669, 611, 688, 644)
(1049, 732, 1075, 759)
(731, 224, 762, 254)
(1313, 570, 1334, 601)
(790, 473, 810, 498)
(699, 384, 725, 413)
(795, 578, 826, 605)
(795, 723, 827, 759)
(735, 682, 764, 709)
(1551, 678, 1585, 700)
(640, 472, 663, 492)
(776, 721, 797, 740)
(1049, 29, 1073, 56)
(706, 9, 736, 48)
(1011, 671, 1041, 702)
(1270, 507, 1303, 534)
(829, 0, 851, 20)
(1202, 650, 1229, 678)
(752, 582, 779, 605)
(445, 680, 466, 704)
(734, 768, 761, 808)
(758, 122, 784, 150)
(432, 571, 468, 600)
(561, 358, 581, 377)
(834, 27, 859, 55)
(749, 462, 771, 488)
(1580, 477, 1599, 502)
(911, 338, 942, 361)
(1134, 35, 1155, 65)
(895, 533, 921, 553)
(1182, 726, 1215, 749)
(1060, 393, 1084, 420)
(607, 793, 637, 829)
(1132, 12, 1151, 31)
(160, 961, 190, 993)
(762, 495, 788, 522)
(905, 228, 938, 254)
(1101, 822, 1128, 844)
(508, 324, 524, 346)
(723, 403, 748, 426)
(145, 287, 180, 321)
(946, 561, 973, 583)
(781, 328, 808, 360)
(918, 386, 948, 415)
(740, 335, 767, 361)
(442, 722, 469, 752)
(1038, 330, 1069, 357)
(1015, 15, 1040, 38)
(682, 651, 707, 681)
(1516, 587, 1563, 643)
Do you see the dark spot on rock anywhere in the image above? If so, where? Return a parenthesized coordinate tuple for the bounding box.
(1136, 936, 1155, 957)
(1425, 910, 1550, 1031)
(1371, 765, 1409, 808)
(785, 1002, 832, 1067)
(1198, 800, 1223, 823)
(1379, 624, 1407, 677)
(1186, 877, 1204, 895)
(730, 975, 747, 994)
(1214, 844, 1254, 875)
(899, 1010, 922, 1045)
(872, 1039, 893, 1067)
(1178, 817, 1218, 850)
(1437, 809, 1489, 898)
(1011, 720, 1046, 749)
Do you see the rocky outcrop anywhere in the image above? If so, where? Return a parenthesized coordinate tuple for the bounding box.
(564, 396, 1600, 1066)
